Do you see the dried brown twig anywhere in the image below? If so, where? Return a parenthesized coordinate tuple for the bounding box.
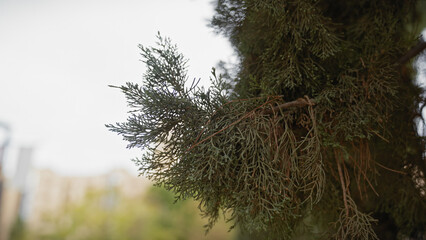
(397, 38, 426, 65)
(263, 96, 316, 114)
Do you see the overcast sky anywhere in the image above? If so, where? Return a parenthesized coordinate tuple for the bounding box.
(0, 0, 234, 176)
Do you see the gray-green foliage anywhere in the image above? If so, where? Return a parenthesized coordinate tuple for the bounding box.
(108, 34, 326, 238)
(108, 0, 426, 239)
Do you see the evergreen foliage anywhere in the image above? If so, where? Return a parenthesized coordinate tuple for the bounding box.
(108, 1, 426, 239)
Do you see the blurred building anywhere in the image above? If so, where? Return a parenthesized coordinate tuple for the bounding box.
(0, 122, 11, 240)
(0, 160, 150, 240)
(0, 146, 31, 240)
(28, 168, 150, 231)
(0, 179, 20, 240)
(14, 147, 33, 221)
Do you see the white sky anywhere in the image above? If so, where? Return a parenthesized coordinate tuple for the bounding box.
(0, 0, 234, 176)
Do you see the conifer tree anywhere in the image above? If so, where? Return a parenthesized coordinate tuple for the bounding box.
(107, 1, 426, 239)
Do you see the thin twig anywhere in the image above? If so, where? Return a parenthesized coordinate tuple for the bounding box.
(369, 129, 389, 143)
(335, 149, 350, 217)
(375, 161, 406, 175)
(187, 97, 279, 151)
(352, 159, 379, 197)
(263, 96, 316, 114)
(190, 95, 282, 149)
(397, 38, 426, 65)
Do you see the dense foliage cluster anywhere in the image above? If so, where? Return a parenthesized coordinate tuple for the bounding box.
(108, 1, 426, 239)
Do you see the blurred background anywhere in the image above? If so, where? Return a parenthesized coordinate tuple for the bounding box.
(0, 0, 237, 239)
(0, 0, 424, 240)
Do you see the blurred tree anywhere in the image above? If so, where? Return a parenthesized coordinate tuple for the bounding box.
(108, 0, 426, 239)
(9, 218, 28, 240)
